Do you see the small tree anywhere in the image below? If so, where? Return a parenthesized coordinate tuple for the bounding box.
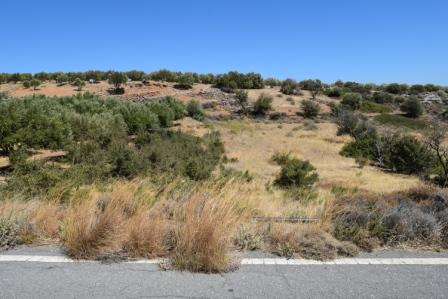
(264, 77, 279, 88)
(30, 78, 41, 90)
(176, 73, 195, 89)
(301, 100, 320, 118)
(56, 73, 69, 84)
(253, 93, 273, 115)
(300, 79, 323, 99)
(426, 122, 448, 187)
(273, 154, 318, 189)
(400, 96, 423, 118)
(341, 92, 362, 110)
(234, 89, 248, 113)
(108, 72, 128, 92)
(186, 100, 205, 121)
(23, 80, 31, 88)
(280, 79, 300, 95)
(73, 78, 86, 91)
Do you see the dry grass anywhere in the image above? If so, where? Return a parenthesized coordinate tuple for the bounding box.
(172, 189, 243, 272)
(215, 121, 419, 192)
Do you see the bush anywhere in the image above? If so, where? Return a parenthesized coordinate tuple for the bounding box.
(273, 154, 318, 189)
(341, 92, 362, 110)
(234, 89, 248, 112)
(336, 108, 377, 139)
(376, 134, 434, 175)
(264, 77, 280, 87)
(176, 73, 195, 89)
(23, 80, 31, 88)
(299, 79, 323, 98)
(280, 79, 300, 95)
(214, 71, 264, 91)
(253, 93, 273, 115)
(73, 78, 86, 91)
(400, 96, 423, 118)
(186, 100, 205, 121)
(301, 100, 320, 118)
(372, 92, 394, 104)
(30, 78, 41, 90)
(332, 188, 446, 250)
(385, 83, 408, 94)
(325, 87, 344, 98)
(125, 70, 145, 81)
(108, 72, 128, 90)
(0, 218, 21, 250)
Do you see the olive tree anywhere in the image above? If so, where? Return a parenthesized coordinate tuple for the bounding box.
(73, 78, 86, 91)
(108, 72, 128, 92)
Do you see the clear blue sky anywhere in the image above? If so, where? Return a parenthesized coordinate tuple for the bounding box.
(2, 0, 447, 85)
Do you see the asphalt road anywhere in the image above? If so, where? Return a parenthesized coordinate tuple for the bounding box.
(1, 246, 448, 298)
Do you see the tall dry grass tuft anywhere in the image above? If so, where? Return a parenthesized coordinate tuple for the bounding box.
(62, 181, 141, 259)
(172, 187, 243, 272)
(63, 196, 125, 258)
(31, 201, 65, 240)
(123, 206, 172, 258)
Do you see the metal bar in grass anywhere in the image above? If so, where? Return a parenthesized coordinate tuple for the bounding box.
(252, 216, 319, 223)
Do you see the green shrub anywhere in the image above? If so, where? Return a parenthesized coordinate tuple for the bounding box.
(215, 71, 264, 91)
(385, 83, 408, 94)
(253, 93, 273, 115)
(273, 154, 318, 189)
(299, 79, 323, 98)
(186, 100, 205, 121)
(340, 135, 378, 160)
(234, 89, 248, 112)
(73, 78, 86, 91)
(264, 77, 280, 88)
(400, 96, 423, 118)
(326, 87, 344, 98)
(341, 92, 362, 110)
(280, 79, 300, 95)
(23, 80, 31, 88)
(30, 78, 41, 90)
(372, 92, 394, 104)
(376, 134, 434, 175)
(301, 100, 320, 118)
(108, 72, 128, 90)
(125, 70, 145, 81)
(176, 73, 195, 89)
(336, 109, 377, 139)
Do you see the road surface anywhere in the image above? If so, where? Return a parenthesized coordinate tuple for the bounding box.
(1, 246, 448, 298)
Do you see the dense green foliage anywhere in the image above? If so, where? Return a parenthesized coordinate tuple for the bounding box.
(253, 93, 273, 115)
(234, 89, 249, 112)
(400, 96, 423, 118)
(341, 92, 362, 110)
(0, 94, 224, 197)
(272, 153, 318, 190)
(108, 72, 128, 91)
(325, 87, 344, 98)
(186, 100, 205, 121)
(280, 79, 300, 95)
(301, 100, 320, 118)
(214, 71, 264, 91)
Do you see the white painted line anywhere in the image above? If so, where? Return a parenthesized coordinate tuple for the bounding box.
(1, 255, 448, 265)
